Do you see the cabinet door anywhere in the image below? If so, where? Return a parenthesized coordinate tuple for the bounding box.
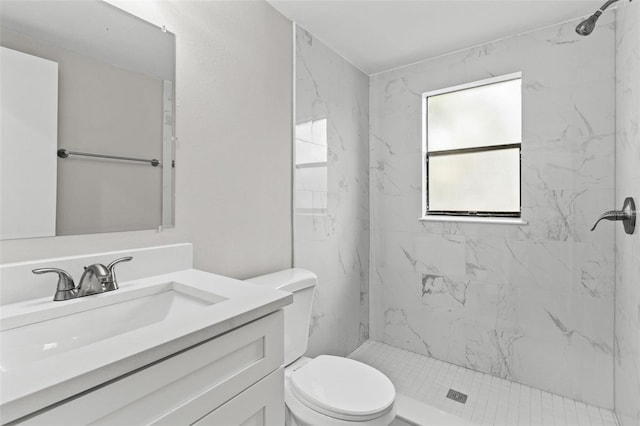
(193, 368, 284, 426)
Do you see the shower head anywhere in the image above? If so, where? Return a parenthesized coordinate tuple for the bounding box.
(575, 0, 626, 36)
(575, 10, 603, 36)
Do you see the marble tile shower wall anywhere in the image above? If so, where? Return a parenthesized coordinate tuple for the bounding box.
(614, 2, 640, 425)
(294, 26, 370, 357)
(369, 17, 616, 408)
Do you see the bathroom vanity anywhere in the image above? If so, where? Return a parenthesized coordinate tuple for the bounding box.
(0, 244, 292, 425)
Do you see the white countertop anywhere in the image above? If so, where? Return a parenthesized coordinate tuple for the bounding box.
(0, 268, 292, 423)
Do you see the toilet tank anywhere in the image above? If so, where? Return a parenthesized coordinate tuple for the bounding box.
(245, 268, 317, 366)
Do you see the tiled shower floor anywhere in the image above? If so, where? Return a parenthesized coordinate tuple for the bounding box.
(348, 341, 618, 426)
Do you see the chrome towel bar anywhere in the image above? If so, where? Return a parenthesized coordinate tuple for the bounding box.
(57, 148, 160, 167)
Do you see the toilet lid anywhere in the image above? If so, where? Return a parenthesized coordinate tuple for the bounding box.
(289, 355, 395, 421)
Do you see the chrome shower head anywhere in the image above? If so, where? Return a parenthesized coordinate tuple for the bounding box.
(575, 10, 602, 36)
(575, 0, 624, 36)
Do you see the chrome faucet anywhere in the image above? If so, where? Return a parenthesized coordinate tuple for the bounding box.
(32, 256, 133, 301)
(77, 263, 111, 297)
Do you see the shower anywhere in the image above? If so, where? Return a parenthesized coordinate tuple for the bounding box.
(576, 0, 630, 35)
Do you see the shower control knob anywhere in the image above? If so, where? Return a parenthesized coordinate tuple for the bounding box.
(591, 197, 636, 234)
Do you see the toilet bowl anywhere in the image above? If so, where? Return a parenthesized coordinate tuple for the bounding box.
(245, 269, 396, 426)
(284, 357, 396, 426)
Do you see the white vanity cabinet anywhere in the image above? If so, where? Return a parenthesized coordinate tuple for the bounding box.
(16, 310, 285, 426)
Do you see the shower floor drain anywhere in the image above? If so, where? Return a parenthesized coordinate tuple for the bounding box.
(446, 389, 468, 404)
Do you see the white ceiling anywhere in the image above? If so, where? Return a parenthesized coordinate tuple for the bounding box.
(267, 0, 606, 75)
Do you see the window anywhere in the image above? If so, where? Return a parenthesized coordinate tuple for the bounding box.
(422, 73, 522, 219)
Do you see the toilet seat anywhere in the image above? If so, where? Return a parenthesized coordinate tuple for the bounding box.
(289, 355, 395, 422)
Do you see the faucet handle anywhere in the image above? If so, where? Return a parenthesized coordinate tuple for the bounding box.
(590, 210, 626, 231)
(32, 268, 77, 301)
(104, 256, 133, 290)
(591, 197, 636, 234)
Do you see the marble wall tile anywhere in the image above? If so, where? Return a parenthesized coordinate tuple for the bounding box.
(294, 26, 370, 357)
(306, 272, 364, 356)
(614, 2, 640, 425)
(369, 16, 616, 408)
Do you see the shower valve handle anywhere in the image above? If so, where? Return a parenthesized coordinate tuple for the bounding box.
(591, 197, 636, 234)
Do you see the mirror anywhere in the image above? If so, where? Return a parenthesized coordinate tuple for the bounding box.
(0, 0, 175, 240)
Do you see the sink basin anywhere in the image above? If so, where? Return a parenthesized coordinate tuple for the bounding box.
(0, 281, 226, 372)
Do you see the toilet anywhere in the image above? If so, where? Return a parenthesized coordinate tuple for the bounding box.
(246, 268, 396, 426)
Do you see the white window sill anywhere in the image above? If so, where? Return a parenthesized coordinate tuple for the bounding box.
(419, 215, 528, 225)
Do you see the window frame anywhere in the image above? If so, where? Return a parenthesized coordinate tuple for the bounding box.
(421, 72, 523, 219)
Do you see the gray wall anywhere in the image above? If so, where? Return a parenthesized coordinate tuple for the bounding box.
(369, 16, 616, 407)
(0, 0, 293, 280)
(614, 2, 640, 425)
(294, 26, 370, 357)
